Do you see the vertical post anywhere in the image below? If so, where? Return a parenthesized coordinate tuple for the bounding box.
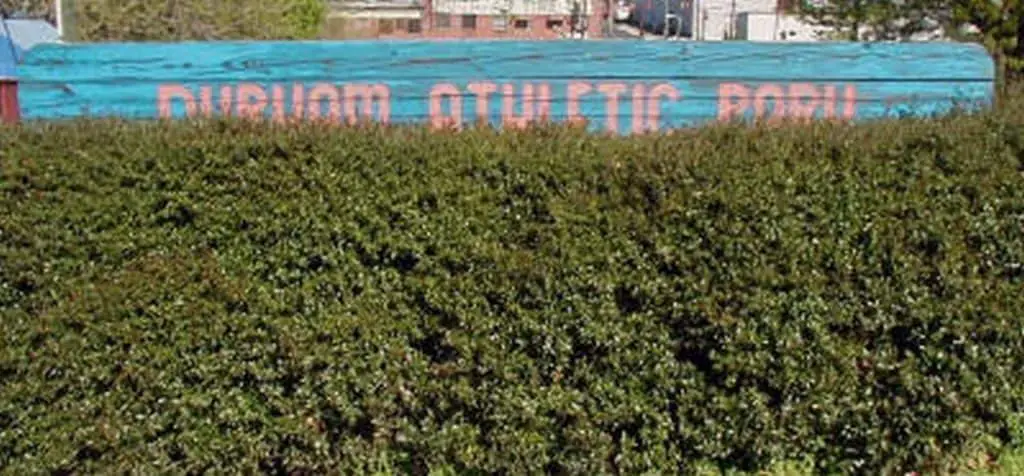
(60, 0, 77, 41)
(423, 0, 432, 36)
(582, 0, 588, 39)
(694, 0, 701, 40)
(644, 0, 651, 37)
(606, 0, 612, 37)
(0, 78, 19, 124)
(55, 0, 63, 37)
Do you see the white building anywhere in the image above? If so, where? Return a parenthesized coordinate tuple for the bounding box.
(697, 0, 779, 40)
(734, 12, 827, 41)
(632, 0, 949, 41)
(632, 0, 803, 40)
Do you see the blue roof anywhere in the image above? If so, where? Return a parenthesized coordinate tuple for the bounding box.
(0, 19, 61, 77)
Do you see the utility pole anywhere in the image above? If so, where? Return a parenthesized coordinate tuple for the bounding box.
(570, 1, 582, 39)
(581, 0, 589, 39)
(55, 0, 62, 37)
(605, 0, 612, 38)
(57, 0, 76, 41)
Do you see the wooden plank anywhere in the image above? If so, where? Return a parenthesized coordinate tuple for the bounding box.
(15, 40, 995, 133)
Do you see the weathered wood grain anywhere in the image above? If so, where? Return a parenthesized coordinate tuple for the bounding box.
(15, 40, 996, 133)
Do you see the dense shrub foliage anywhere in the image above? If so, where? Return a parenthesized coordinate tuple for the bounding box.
(1, 110, 1023, 474)
(4, 0, 327, 41)
(78, 0, 326, 41)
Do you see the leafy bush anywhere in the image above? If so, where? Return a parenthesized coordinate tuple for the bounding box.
(1, 105, 1023, 474)
(0, 0, 54, 22)
(67, 0, 326, 41)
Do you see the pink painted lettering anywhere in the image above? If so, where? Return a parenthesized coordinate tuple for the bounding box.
(786, 83, 819, 120)
(236, 83, 268, 119)
(598, 82, 627, 133)
(154, 80, 861, 133)
(718, 83, 750, 121)
(753, 84, 787, 122)
(291, 84, 306, 120)
(632, 83, 647, 134)
(567, 81, 592, 125)
(646, 83, 680, 131)
(502, 83, 535, 128)
(534, 83, 552, 122)
(198, 86, 213, 116)
(429, 83, 462, 129)
(842, 85, 857, 119)
(344, 84, 391, 124)
(219, 86, 233, 117)
(307, 83, 342, 122)
(467, 82, 497, 124)
(717, 82, 858, 122)
(823, 85, 837, 118)
(271, 85, 286, 122)
(158, 85, 195, 118)
(193, 85, 234, 117)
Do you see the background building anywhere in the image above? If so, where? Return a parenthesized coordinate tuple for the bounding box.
(631, 0, 796, 40)
(323, 0, 425, 38)
(323, 0, 608, 39)
(628, 0, 949, 41)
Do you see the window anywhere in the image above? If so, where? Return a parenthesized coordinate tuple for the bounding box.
(493, 15, 508, 31)
(514, 19, 529, 29)
(407, 19, 422, 33)
(379, 19, 395, 34)
(546, 19, 563, 29)
(461, 14, 477, 29)
(435, 13, 451, 28)
(349, 18, 370, 31)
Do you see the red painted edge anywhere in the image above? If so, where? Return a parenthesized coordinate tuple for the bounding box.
(0, 78, 20, 124)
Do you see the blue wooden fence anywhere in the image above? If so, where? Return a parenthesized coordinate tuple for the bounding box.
(14, 40, 996, 133)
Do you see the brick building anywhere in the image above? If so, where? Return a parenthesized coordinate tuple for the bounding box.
(324, 0, 608, 39)
(322, 0, 425, 38)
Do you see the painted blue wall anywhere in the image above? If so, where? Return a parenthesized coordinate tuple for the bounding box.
(0, 38, 16, 77)
(14, 40, 996, 132)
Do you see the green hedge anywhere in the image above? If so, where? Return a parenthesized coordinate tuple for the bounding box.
(1, 112, 1023, 474)
(54, 0, 326, 41)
